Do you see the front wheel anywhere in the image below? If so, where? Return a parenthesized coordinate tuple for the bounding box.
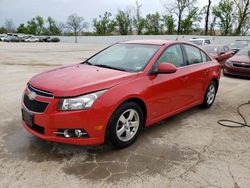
(106, 102, 144, 148)
(202, 81, 217, 108)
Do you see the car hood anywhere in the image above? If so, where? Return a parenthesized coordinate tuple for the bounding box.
(229, 55, 250, 64)
(29, 64, 138, 97)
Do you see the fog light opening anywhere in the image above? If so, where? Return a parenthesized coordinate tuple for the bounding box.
(54, 129, 89, 138)
(75, 129, 85, 138)
(64, 129, 70, 138)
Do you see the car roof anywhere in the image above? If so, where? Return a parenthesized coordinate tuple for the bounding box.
(203, 44, 224, 47)
(121, 39, 171, 46)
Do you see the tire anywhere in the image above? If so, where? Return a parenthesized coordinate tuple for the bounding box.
(202, 81, 217, 108)
(106, 102, 144, 148)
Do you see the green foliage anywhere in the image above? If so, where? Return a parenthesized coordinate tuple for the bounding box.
(144, 12, 162, 35)
(162, 15, 175, 34)
(234, 0, 250, 35)
(16, 16, 62, 35)
(115, 10, 133, 35)
(93, 12, 116, 35)
(212, 0, 235, 35)
(46, 17, 62, 35)
(16, 24, 28, 34)
(0, 27, 8, 34)
(181, 7, 201, 34)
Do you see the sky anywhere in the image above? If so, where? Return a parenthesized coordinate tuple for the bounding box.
(0, 0, 208, 30)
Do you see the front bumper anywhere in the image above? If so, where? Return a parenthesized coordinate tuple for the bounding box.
(22, 120, 104, 145)
(224, 63, 250, 78)
(21, 88, 111, 146)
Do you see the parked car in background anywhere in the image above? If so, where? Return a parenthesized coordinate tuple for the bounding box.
(229, 40, 250, 54)
(0, 35, 6, 41)
(224, 47, 250, 78)
(3, 35, 20, 42)
(21, 40, 220, 148)
(19, 36, 31, 42)
(203, 45, 234, 67)
(48, 37, 60, 42)
(24, 36, 39, 42)
(189, 38, 211, 46)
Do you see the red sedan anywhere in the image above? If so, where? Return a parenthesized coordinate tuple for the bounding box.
(203, 45, 234, 67)
(223, 47, 250, 78)
(22, 40, 221, 148)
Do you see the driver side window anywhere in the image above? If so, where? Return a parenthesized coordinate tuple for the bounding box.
(156, 44, 184, 68)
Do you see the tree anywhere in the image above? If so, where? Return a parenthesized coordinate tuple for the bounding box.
(26, 18, 38, 35)
(144, 12, 162, 35)
(0, 27, 8, 34)
(93, 12, 116, 35)
(181, 6, 201, 34)
(209, 16, 217, 35)
(234, 0, 250, 35)
(17, 24, 28, 34)
(46, 17, 62, 35)
(212, 0, 235, 36)
(35, 16, 45, 35)
(163, 0, 197, 34)
(133, 0, 144, 35)
(4, 19, 15, 32)
(115, 9, 133, 35)
(204, 0, 212, 35)
(66, 14, 88, 43)
(162, 15, 175, 34)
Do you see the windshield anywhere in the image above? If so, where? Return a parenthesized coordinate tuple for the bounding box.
(230, 41, 248, 49)
(190, 40, 203, 45)
(86, 43, 160, 72)
(203, 46, 219, 53)
(237, 47, 250, 56)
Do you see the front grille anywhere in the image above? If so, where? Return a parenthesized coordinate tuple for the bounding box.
(23, 94, 49, 113)
(233, 63, 250, 68)
(28, 84, 53, 98)
(30, 123, 45, 134)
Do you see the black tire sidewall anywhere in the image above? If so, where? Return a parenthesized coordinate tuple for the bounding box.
(106, 102, 144, 148)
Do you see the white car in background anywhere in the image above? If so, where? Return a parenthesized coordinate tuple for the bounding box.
(189, 38, 211, 46)
(24, 36, 39, 42)
(0, 35, 7, 41)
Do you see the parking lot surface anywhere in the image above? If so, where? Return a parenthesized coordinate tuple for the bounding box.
(0, 43, 250, 188)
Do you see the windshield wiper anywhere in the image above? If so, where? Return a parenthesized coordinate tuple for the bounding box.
(94, 64, 127, 72)
(83, 61, 92, 65)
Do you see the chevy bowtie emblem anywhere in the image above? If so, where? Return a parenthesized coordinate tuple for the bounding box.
(28, 91, 37, 101)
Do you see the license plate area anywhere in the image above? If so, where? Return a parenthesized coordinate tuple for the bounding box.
(22, 108, 33, 127)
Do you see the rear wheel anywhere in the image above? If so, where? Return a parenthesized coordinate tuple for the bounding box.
(202, 81, 217, 108)
(107, 102, 144, 148)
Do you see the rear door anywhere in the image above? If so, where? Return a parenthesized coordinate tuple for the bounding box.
(182, 44, 211, 103)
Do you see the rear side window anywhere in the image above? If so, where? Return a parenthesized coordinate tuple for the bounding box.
(156, 44, 184, 68)
(183, 45, 203, 65)
(200, 50, 210, 62)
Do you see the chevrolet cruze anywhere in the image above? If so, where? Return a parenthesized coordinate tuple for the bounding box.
(22, 40, 221, 148)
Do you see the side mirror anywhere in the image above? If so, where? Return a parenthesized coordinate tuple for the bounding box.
(156, 63, 177, 74)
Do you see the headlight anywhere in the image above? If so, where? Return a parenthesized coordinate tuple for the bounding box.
(58, 90, 106, 111)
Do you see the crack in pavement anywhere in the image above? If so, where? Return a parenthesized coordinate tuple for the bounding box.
(228, 164, 240, 188)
